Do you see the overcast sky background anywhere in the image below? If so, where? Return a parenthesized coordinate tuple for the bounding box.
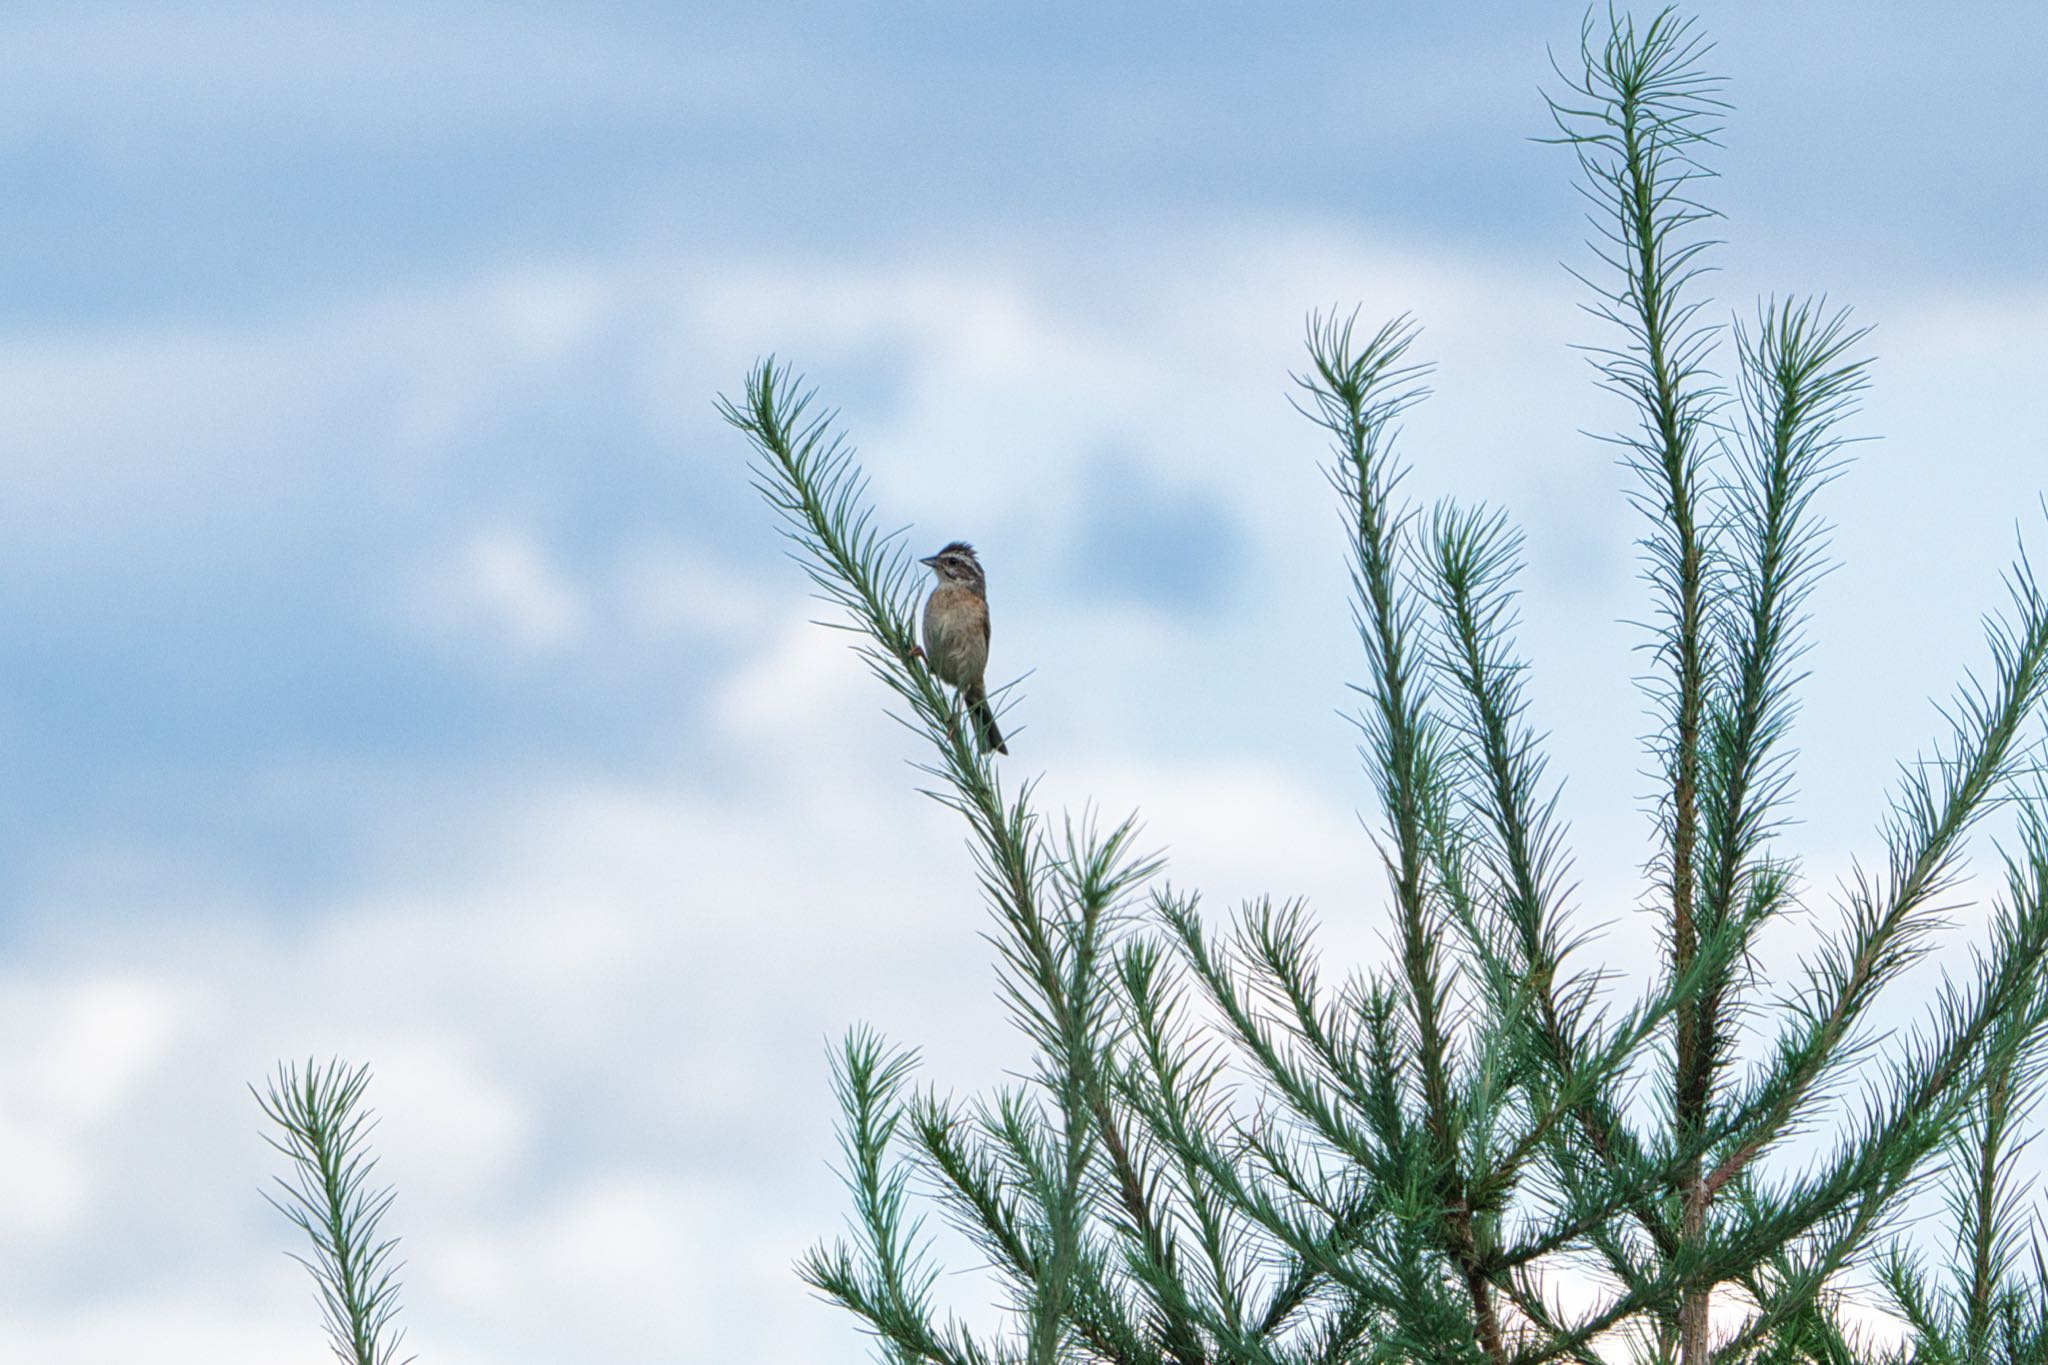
(2, 4, 2045, 1361)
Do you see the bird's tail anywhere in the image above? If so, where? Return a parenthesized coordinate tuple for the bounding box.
(968, 689, 1007, 755)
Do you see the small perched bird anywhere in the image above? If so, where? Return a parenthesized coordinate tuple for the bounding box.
(918, 541, 1007, 754)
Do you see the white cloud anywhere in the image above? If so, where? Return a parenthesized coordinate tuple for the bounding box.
(710, 608, 880, 755)
(681, 224, 1591, 553)
(614, 539, 777, 644)
(0, 976, 202, 1239)
(406, 526, 591, 657)
(8, 975, 198, 1124)
(0, 1117, 88, 1240)
(0, 1278, 317, 1365)
(0, 198, 2039, 1364)
(0, 6, 768, 148)
(350, 1033, 532, 1207)
(426, 1173, 786, 1359)
(478, 267, 620, 367)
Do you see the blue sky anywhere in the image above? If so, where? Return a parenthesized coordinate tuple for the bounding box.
(2, 4, 2045, 1361)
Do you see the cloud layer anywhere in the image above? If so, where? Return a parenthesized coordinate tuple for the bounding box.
(0, 4, 2044, 1361)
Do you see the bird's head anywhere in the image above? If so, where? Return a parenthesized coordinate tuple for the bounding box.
(919, 541, 986, 590)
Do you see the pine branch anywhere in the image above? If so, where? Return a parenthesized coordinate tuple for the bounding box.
(799, 1030, 957, 1365)
(1297, 311, 1456, 1146)
(726, 363, 1199, 1364)
(1419, 496, 1770, 1321)
(1546, 17, 1730, 1354)
(254, 1059, 414, 1365)
(1298, 309, 1508, 1365)
(1709, 817, 2048, 1358)
(1697, 298, 1865, 948)
(1710, 562, 2048, 1196)
(1869, 804, 2048, 1365)
(1688, 299, 1868, 1155)
(1117, 940, 1254, 1344)
(1423, 503, 1585, 1065)
(1951, 1014, 2044, 1357)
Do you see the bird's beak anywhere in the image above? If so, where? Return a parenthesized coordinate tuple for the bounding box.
(918, 554, 939, 567)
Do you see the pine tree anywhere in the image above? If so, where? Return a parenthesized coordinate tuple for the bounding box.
(727, 9, 2048, 1364)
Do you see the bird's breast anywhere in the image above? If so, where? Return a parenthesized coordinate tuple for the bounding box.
(922, 585, 989, 686)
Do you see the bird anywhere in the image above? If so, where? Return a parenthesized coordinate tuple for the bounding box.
(918, 541, 1007, 754)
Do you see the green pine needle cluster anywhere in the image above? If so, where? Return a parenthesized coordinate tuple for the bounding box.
(256, 1059, 414, 1365)
(728, 9, 2048, 1365)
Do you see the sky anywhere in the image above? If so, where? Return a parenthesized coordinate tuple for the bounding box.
(1, 3, 2045, 1361)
